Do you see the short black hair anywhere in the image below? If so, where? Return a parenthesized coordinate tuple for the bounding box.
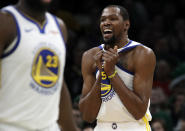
(105, 5, 129, 21)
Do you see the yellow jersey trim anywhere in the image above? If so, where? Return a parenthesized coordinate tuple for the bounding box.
(142, 115, 151, 131)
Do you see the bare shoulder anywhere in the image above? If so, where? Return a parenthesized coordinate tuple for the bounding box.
(0, 11, 17, 33)
(133, 45, 156, 69)
(82, 47, 100, 72)
(83, 47, 100, 56)
(82, 47, 100, 62)
(134, 45, 155, 60)
(55, 17, 68, 43)
(0, 11, 17, 54)
(0, 10, 12, 20)
(56, 17, 66, 31)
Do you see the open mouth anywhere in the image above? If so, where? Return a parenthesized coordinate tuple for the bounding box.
(103, 29, 113, 38)
(104, 29, 112, 34)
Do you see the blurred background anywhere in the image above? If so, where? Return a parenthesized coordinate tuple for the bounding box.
(1, 0, 185, 131)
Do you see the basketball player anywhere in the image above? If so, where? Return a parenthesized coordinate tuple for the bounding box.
(0, 0, 78, 131)
(79, 5, 156, 131)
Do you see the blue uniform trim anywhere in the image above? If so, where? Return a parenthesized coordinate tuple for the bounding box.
(98, 40, 132, 51)
(116, 63, 134, 75)
(117, 44, 143, 75)
(96, 65, 134, 76)
(1, 10, 21, 58)
(13, 6, 48, 34)
(52, 15, 66, 49)
(118, 40, 132, 52)
(96, 41, 142, 76)
(95, 67, 98, 75)
(119, 44, 142, 53)
(123, 40, 132, 47)
(98, 45, 103, 50)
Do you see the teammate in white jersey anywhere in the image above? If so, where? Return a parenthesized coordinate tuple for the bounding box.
(0, 0, 78, 131)
(79, 5, 156, 131)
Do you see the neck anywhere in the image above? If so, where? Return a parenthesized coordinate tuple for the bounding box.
(116, 34, 129, 48)
(16, 2, 46, 25)
(105, 36, 129, 50)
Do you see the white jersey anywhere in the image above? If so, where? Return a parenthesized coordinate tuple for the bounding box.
(0, 6, 66, 130)
(96, 40, 152, 124)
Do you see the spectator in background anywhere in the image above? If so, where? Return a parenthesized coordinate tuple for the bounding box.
(150, 87, 173, 131)
(73, 104, 83, 130)
(153, 37, 179, 66)
(174, 18, 185, 60)
(122, 0, 149, 39)
(170, 92, 185, 127)
(175, 115, 185, 131)
(153, 59, 172, 96)
(150, 88, 167, 114)
(169, 74, 185, 95)
(65, 37, 89, 101)
(151, 118, 166, 131)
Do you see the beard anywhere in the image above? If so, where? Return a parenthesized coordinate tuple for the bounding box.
(25, 0, 51, 12)
(103, 35, 116, 47)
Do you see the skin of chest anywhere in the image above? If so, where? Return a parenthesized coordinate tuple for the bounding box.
(117, 49, 134, 73)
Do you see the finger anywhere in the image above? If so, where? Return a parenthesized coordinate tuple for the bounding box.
(95, 50, 103, 58)
(97, 51, 103, 57)
(114, 46, 118, 55)
(103, 51, 114, 60)
(114, 45, 118, 51)
(94, 54, 102, 63)
(102, 56, 111, 62)
(109, 48, 119, 58)
(104, 49, 118, 59)
(108, 48, 117, 54)
(104, 49, 114, 55)
(95, 55, 102, 62)
(103, 51, 115, 60)
(97, 50, 103, 55)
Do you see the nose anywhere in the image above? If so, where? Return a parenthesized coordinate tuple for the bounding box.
(103, 19, 111, 26)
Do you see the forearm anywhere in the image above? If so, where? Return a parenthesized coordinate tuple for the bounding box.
(79, 75, 102, 123)
(58, 83, 78, 131)
(111, 75, 148, 120)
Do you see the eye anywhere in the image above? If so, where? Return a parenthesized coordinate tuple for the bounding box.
(100, 18, 105, 22)
(110, 17, 118, 21)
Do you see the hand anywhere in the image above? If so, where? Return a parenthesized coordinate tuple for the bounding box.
(103, 46, 119, 75)
(94, 50, 103, 71)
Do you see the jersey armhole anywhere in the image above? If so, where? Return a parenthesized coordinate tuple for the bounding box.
(52, 15, 66, 49)
(1, 10, 21, 58)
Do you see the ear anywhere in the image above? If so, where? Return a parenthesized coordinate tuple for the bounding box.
(124, 20, 130, 32)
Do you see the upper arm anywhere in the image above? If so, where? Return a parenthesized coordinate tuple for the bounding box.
(56, 17, 68, 43)
(133, 46, 156, 105)
(81, 50, 96, 98)
(0, 11, 17, 57)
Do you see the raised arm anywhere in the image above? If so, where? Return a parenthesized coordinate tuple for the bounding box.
(79, 48, 102, 123)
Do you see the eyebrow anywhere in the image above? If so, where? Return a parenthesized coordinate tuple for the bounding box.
(101, 14, 119, 18)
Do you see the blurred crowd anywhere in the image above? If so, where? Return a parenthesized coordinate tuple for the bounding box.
(1, 0, 185, 131)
